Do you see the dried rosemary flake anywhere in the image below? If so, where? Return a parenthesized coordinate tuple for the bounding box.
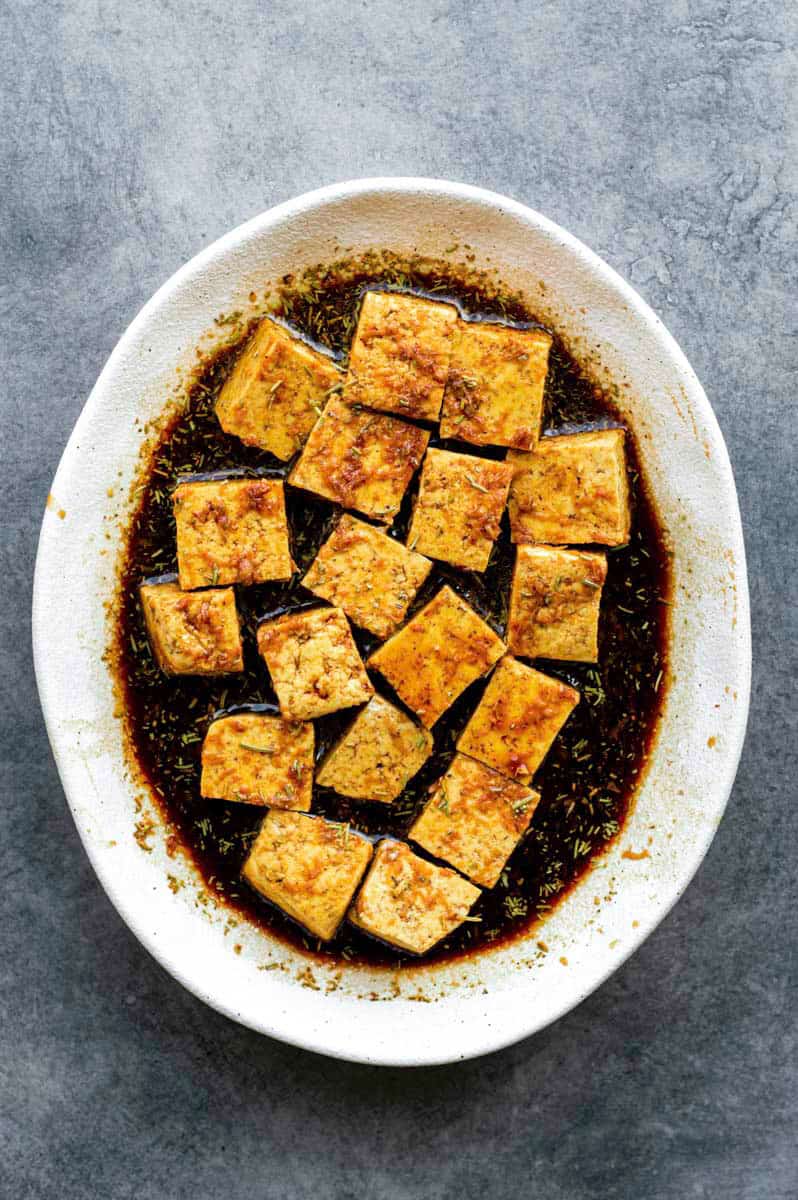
(335, 822, 351, 848)
(240, 742, 275, 755)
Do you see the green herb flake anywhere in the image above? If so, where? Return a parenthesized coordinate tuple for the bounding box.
(335, 822, 351, 848)
(240, 741, 275, 755)
(504, 896, 528, 919)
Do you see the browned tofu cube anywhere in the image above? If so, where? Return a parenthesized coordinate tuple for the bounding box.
(508, 428, 631, 546)
(440, 321, 551, 450)
(139, 580, 243, 675)
(200, 712, 313, 810)
(315, 695, 433, 803)
(508, 545, 607, 662)
(457, 655, 579, 783)
(345, 291, 458, 420)
(256, 605, 373, 719)
(367, 585, 505, 728)
(348, 840, 481, 955)
(173, 477, 292, 590)
(243, 810, 373, 941)
(406, 448, 514, 572)
(409, 753, 539, 887)
(215, 317, 342, 461)
(302, 514, 432, 639)
(289, 398, 430, 522)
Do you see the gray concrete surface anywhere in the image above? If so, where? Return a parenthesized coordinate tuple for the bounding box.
(2, 2, 796, 1197)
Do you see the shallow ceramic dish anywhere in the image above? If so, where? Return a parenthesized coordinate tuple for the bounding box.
(33, 179, 750, 1066)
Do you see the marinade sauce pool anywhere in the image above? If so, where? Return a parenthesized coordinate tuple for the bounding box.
(115, 257, 671, 969)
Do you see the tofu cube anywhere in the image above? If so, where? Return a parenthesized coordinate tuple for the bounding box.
(289, 398, 430, 522)
(440, 321, 551, 450)
(316, 694, 433, 803)
(367, 585, 505, 728)
(215, 317, 342, 461)
(173, 477, 292, 590)
(200, 712, 314, 810)
(302, 514, 432, 639)
(508, 428, 631, 546)
(243, 810, 373, 941)
(345, 291, 458, 420)
(407, 447, 514, 572)
(410, 753, 540, 887)
(348, 840, 481, 955)
(457, 655, 579, 783)
(139, 580, 243, 675)
(508, 545, 607, 662)
(256, 605, 373, 720)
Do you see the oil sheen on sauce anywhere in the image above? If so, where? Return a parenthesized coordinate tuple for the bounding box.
(115, 259, 671, 969)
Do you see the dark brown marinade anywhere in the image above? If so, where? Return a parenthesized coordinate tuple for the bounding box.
(115, 260, 671, 969)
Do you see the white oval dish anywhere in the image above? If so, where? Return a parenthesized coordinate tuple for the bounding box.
(33, 179, 750, 1066)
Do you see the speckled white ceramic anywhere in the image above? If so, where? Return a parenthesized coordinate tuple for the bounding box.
(33, 179, 750, 1066)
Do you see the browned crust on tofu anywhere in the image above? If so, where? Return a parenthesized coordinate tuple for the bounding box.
(507, 428, 631, 546)
(409, 753, 539, 887)
(139, 581, 243, 675)
(315, 694, 433, 803)
(200, 712, 314, 809)
(302, 513, 433, 639)
(508, 545, 608, 663)
(348, 840, 481, 955)
(440, 321, 551, 450)
(288, 398, 430, 522)
(406, 447, 514, 572)
(457, 655, 579, 783)
(215, 317, 342, 461)
(173, 477, 293, 590)
(367, 585, 506, 728)
(345, 291, 458, 420)
(256, 605, 374, 720)
(242, 810, 373, 941)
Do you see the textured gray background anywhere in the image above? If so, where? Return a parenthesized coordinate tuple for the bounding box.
(2, 2, 796, 1197)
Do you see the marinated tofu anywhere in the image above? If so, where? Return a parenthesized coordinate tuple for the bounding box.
(302, 513, 432, 639)
(367, 585, 505, 728)
(407, 447, 514, 572)
(139, 580, 243, 675)
(256, 605, 373, 720)
(120, 264, 673, 970)
(316, 694, 433, 803)
(508, 428, 631, 546)
(440, 321, 551, 450)
(457, 655, 579, 783)
(345, 290, 458, 420)
(289, 397, 430, 522)
(173, 477, 292, 590)
(200, 712, 313, 810)
(215, 317, 342, 461)
(508, 545, 607, 662)
(348, 840, 481, 955)
(410, 753, 540, 887)
(243, 810, 373, 941)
